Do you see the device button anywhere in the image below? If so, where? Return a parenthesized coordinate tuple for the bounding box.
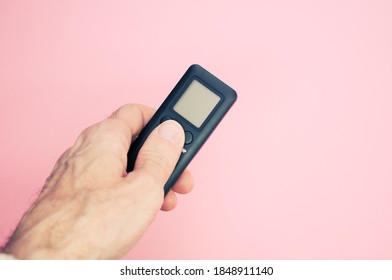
(184, 131, 193, 144)
(160, 116, 172, 123)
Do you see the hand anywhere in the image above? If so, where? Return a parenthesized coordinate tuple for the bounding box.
(3, 104, 194, 259)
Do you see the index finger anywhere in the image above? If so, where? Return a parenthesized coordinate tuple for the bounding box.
(110, 103, 156, 147)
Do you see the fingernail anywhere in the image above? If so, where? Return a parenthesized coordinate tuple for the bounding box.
(158, 120, 184, 144)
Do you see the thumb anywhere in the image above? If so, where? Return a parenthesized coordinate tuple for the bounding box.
(132, 120, 185, 187)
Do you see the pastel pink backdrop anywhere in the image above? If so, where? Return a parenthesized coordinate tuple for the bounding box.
(1, 1, 391, 259)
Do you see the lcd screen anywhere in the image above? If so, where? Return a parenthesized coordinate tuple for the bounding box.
(173, 80, 221, 128)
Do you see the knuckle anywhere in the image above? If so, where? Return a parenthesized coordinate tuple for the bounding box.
(110, 103, 139, 119)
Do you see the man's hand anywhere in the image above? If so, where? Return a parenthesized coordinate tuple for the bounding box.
(3, 104, 194, 259)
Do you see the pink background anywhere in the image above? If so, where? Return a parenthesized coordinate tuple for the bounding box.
(1, 1, 392, 259)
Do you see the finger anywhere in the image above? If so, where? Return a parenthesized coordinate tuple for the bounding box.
(109, 104, 156, 147)
(130, 120, 185, 187)
(171, 169, 194, 194)
(73, 104, 155, 154)
(160, 190, 177, 211)
(71, 104, 157, 175)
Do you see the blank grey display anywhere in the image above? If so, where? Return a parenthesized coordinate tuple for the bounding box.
(173, 80, 221, 128)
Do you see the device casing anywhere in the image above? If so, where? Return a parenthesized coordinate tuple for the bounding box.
(126, 64, 237, 194)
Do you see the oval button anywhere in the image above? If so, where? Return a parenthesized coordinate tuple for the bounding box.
(184, 131, 193, 144)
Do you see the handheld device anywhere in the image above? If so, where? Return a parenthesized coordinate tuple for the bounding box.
(126, 64, 237, 194)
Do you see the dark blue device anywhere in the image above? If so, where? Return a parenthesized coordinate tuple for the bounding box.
(126, 64, 237, 194)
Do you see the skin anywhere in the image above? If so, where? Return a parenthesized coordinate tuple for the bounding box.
(2, 104, 194, 259)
